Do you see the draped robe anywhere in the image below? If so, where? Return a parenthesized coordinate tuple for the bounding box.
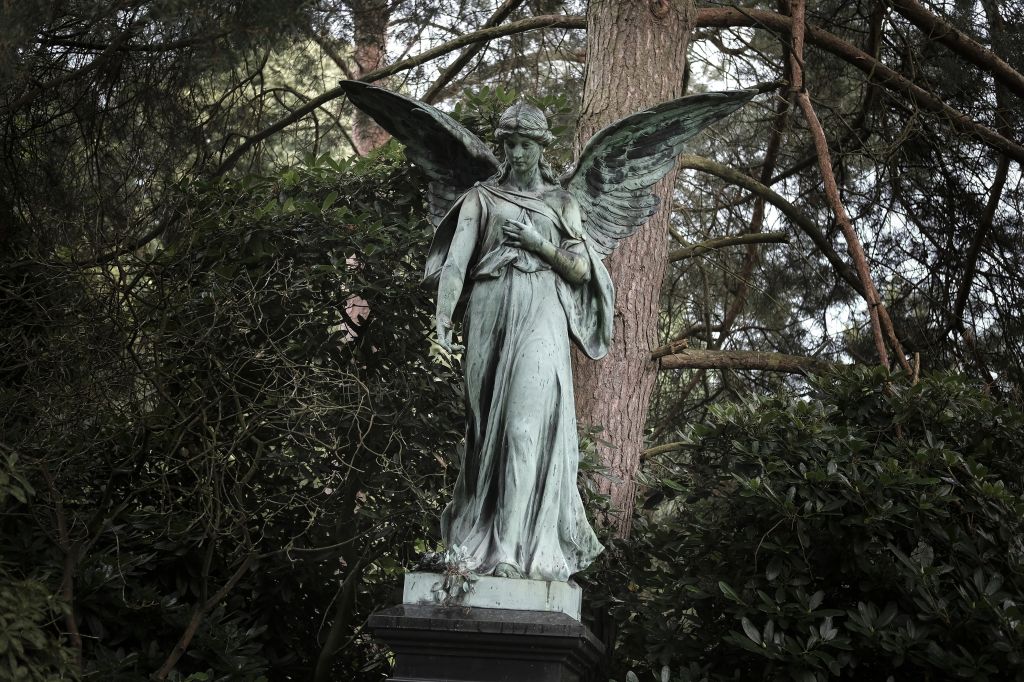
(426, 183, 612, 581)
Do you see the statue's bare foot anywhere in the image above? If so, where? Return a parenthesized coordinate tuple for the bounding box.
(493, 562, 523, 579)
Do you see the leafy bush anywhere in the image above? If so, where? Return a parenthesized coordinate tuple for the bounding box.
(0, 145, 462, 680)
(0, 452, 78, 681)
(601, 368, 1024, 681)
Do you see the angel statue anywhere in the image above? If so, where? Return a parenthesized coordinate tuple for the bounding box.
(340, 81, 755, 582)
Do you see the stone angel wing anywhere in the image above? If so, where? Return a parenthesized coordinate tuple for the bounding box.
(563, 89, 758, 258)
(338, 81, 499, 226)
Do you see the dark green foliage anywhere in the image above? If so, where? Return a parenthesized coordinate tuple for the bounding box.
(600, 369, 1024, 681)
(0, 146, 461, 680)
(0, 453, 79, 682)
(451, 85, 578, 171)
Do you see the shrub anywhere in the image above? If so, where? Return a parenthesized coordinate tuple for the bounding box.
(0, 146, 462, 680)
(601, 368, 1024, 681)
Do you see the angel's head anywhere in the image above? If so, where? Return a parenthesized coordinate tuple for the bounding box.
(494, 101, 558, 185)
(496, 101, 554, 146)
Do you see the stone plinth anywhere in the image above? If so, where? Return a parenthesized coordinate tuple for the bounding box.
(366, 603, 603, 682)
(402, 572, 583, 620)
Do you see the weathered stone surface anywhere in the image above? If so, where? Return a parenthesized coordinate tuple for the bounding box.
(367, 604, 604, 682)
(402, 573, 583, 620)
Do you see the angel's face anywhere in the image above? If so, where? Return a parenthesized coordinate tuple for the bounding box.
(503, 133, 542, 174)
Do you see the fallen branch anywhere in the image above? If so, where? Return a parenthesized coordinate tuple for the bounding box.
(658, 348, 838, 374)
(641, 441, 694, 458)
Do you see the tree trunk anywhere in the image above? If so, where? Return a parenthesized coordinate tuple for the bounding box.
(573, 0, 694, 535)
(348, 0, 391, 154)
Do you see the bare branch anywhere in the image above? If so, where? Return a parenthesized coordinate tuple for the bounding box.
(422, 0, 527, 104)
(153, 553, 256, 680)
(677, 154, 864, 295)
(889, 0, 1024, 100)
(8, 16, 143, 111)
(658, 348, 838, 374)
(213, 14, 586, 175)
(668, 232, 789, 261)
(696, 7, 1024, 165)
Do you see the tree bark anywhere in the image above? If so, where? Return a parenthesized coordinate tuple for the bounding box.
(572, 0, 694, 535)
(347, 0, 391, 154)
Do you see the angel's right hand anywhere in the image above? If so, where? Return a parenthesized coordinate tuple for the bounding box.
(436, 316, 465, 353)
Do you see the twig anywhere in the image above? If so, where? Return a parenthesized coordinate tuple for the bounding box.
(152, 553, 256, 679)
(214, 14, 586, 175)
(668, 232, 789, 261)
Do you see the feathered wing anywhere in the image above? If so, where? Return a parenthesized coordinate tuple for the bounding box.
(564, 89, 758, 258)
(339, 81, 499, 226)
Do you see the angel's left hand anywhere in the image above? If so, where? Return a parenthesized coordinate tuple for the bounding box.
(503, 218, 546, 252)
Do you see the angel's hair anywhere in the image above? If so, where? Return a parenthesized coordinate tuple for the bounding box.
(493, 101, 559, 185)
(495, 101, 555, 146)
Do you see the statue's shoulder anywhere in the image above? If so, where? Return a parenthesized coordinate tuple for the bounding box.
(542, 187, 578, 212)
(464, 179, 501, 199)
(456, 182, 491, 207)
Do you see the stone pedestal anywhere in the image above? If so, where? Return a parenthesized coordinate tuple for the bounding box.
(366, 573, 603, 682)
(402, 573, 583, 620)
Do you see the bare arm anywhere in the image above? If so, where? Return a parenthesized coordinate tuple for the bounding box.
(436, 192, 480, 351)
(502, 196, 590, 285)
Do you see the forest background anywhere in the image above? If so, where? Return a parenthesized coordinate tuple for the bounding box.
(2, 0, 1024, 680)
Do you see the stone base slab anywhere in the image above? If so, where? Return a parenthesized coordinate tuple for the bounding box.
(402, 572, 582, 620)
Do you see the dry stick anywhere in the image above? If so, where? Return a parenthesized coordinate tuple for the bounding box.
(658, 348, 837, 374)
(421, 0, 526, 104)
(789, 0, 910, 372)
(41, 467, 83, 668)
(641, 441, 692, 458)
(153, 554, 256, 680)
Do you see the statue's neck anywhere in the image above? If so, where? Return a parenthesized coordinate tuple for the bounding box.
(507, 168, 542, 192)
